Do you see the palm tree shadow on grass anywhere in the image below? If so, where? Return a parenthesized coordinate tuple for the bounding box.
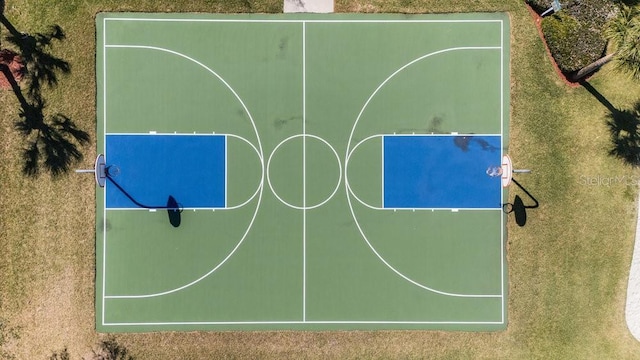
(606, 101, 640, 167)
(15, 94, 90, 176)
(581, 81, 640, 167)
(0, 12, 88, 176)
(4, 23, 70, 97)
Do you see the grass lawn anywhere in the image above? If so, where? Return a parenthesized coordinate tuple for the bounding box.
(1, 0, 640, 358)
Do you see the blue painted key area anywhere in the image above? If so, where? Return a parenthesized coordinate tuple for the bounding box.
(105, 134, 226, 209)
(383, 135, 501, 209)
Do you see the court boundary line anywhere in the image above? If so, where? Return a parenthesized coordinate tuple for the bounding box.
(500, 19, 506, 324)
(103, 17, 505, 24)
(101, 320, 505, 326)
(101, 16, 107, 327)
(99, 17, 507, 327)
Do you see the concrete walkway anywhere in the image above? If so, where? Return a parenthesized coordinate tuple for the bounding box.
(627, 194, 640, 341)
(284, 0, 333, 13)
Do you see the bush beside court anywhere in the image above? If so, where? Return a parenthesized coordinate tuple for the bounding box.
(530, 0, 616, 74)
(1, 1, 640, 359)
(541, 9, 610, 73)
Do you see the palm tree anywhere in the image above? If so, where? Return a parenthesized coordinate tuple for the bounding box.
(572, 4, 640, 81)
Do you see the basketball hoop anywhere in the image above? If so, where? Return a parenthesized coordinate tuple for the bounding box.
(75, 154, 107, 187)
(501, 154, 513, 188)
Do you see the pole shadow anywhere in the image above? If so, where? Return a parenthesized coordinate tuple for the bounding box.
(166, 195, 182, 228)
(106, 171, 183, 228)
(503, 178, 539, 227)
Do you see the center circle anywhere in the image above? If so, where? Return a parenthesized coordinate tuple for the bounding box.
(267, 134, 342, 210)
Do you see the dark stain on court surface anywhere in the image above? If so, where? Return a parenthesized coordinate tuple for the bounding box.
(274, 115, 302, 130)
(396, 115, 445, 134)
(453, 135, 499, 152)
(100, 218, 112, 232)
(277, 37, 289, 59)
(427, 115, 444, 133)
(236, 108, 253, 124)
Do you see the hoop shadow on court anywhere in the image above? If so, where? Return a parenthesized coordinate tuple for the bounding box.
(503, 178, 539, 227)
(105, 166, 183, 228)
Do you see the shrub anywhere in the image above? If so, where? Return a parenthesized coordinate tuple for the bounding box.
(49, 348, 71, 360)
(531, 0, 617, 74)
(87, 338, 135, 360)
(563, 0, 617, 29)
(541, 11, 608, 72)
(526, 0, 553, 14)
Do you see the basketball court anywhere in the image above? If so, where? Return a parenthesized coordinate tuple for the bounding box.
(95, 12, 510, 332)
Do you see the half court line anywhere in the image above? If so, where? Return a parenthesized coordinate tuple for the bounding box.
(302, 21, 307, 323)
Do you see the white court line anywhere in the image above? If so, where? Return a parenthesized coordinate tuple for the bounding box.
(100, 20, 506, 324)
(383, 133, 502, 137)
(104, 18, 504, 24)
(381, 136, 384, 209)
(101, 16, 107, 327)
(225, 134, 228, 208)
(500, 19, 506, 323)
(102, 319, 504, 326)
(266, 134, 342, 210)
(105, 132, 226, 136)
(302, 21, 307, 322)
(106, 207, 223, 211)
(387, 208, 502, 211)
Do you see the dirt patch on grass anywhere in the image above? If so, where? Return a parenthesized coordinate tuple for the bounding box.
(0, 49, 25, 89)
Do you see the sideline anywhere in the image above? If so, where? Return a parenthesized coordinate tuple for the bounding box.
(626, 192, 640, 341)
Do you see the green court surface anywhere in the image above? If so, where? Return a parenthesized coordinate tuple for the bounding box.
(96, 12, 510, 332)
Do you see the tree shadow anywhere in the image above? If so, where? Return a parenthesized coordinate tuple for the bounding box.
(0, 13, 87, 177)
(3, 23, 70, 97)
(14, 94, 90, 176)
(617, 0, 640, 6)
(606, 101, 640, 167)
(581, 81, 640, 167)
(580, 80, 617, 113)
